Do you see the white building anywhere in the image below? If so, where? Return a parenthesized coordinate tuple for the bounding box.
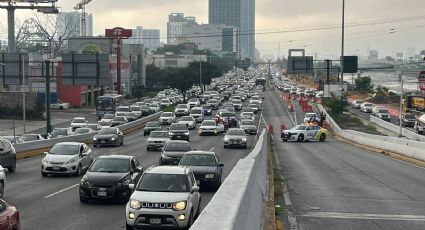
(57, 11, 93, 38)
(177, 23, 239, 55)
(167, 13, 197, 45)
(146, 53, 207, 68)
(124, 26, 160, 51)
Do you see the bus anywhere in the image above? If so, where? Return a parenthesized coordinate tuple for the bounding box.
(96, 94, 123, 118)
(255, 77, 266, 86)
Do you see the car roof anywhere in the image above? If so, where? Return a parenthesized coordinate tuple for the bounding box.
(147, 165, 188, 175)
(73, 117, 85, 119)
(185, 151, 215, 156)
(54, 142, 82, 146)
(98, 155, 132, 160)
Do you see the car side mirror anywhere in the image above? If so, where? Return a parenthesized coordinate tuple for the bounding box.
(119, 132, 123, 136)
(43, 152, 48, 155)
(191, 185, 200, 193)
(129, 184, 135, 190)
(218, 163, 224, 167)
(135, 166, 143, 172)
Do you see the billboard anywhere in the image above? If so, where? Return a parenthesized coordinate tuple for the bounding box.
(342, 56, 358, 73)
(0, 53, 29, 85)
(61, 54, 111, 86)
(105, 27, 132, 38)
(287, 56, 313, 74)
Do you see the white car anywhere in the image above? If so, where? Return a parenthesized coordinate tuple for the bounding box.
(159, 112, 176, 125)
(146, 131, 170, 151)
(188, 98, 200, 108)
(70, 117, 88, 131)
(98, 113, 115, 127)
(240, 112, 255, 121)
(174, 104, 190, 116)
(130, 105, 142, 118)
(190, 107, 204, 123)
(149, 103, 160, 113)
(41, 142, 93, 176)
(351, 100, 364, 109)
(115, 106, 130, 116)
(360, 103, 374, 113)
(160, 98, 171, 108)
(51, 99, 71, 110)
(178, 116, 197, 129)
(198, 120, 225, 136)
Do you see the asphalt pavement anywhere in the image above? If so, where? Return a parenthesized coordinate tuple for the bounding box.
(4, 104, 256, 230)
(264, 87, 425, 230)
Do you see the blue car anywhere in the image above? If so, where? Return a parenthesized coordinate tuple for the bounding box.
(202, 105, 212, 115)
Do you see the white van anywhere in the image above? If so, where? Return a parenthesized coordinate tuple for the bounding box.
(190, 107, 204, 123)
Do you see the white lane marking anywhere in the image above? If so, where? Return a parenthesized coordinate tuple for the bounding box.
(44, 184, 79, 199)
(209, 147, 215, 152)
(301, 212, 425, 221)
(109, 147, 124, 152)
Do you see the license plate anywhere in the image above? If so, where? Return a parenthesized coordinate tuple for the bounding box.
(101, 140, 106, 144)
(231, 141, 237, 144)
(150, 218, 161, 224)
(97, 191, 107, 197)
(52, 166, 60, 170)
(177, 136, 181, 138)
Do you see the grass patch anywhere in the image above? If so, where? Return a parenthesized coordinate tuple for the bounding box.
(162, 104, 176, 112)
(367, 124, 377, 131)
(333, 113, 383, 135)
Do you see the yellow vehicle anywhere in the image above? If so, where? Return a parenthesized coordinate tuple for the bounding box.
(403, 95, 425, 113)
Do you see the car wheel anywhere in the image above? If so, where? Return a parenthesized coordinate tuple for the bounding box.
(0, 181, 4, 198)
(8, 157, 16, 173)
(186, 211, 194, 229)
(79, 196, 88, 203)
(120, 141, 124, 146)
(215, 177, 222, 191)
(93, 145, 97, 148)
(75, 165, 82, 176)
(41, 172, 48, 177)
(126, 223, 134, 230)
(223, 145, 227, 149)
(319, 134, 326, 142)
(297, 134, 304, 142)
(146, 147, 150, 151)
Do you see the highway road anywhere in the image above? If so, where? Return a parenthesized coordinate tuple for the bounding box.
(264, 87, 425, 230)
(4, 105, 256, 229)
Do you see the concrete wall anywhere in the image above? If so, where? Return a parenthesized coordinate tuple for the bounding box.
(369, 115, 425, 142)
(318, 104, 425, 161)
(190, 129, 268, 230)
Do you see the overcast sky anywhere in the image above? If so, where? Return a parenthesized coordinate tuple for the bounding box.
(1, 0, 425, 59)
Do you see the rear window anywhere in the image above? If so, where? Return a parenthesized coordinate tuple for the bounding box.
(164, 142, 191, 151)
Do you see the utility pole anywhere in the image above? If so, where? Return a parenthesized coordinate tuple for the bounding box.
(45, 60, 52, 134)
(340, 0, 345, 87)
(22, 54, 26, 133)
(398, 72, 403, 137)
(199, 55, 203, 94)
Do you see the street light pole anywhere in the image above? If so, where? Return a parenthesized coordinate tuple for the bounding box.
(199, 55, 203, 94)
(340, 0, 345, 86)
(22, 55, 26, 133)
(398, 72, 403, 137)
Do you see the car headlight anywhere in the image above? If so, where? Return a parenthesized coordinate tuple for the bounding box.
(241, 138, 247, 142)
(185, 131, 190, 135)
(117, 179, 130, 187)
(93, 137, 97, 141)
(42, 157, 49, 164)
(80, 175, 91, 187)
(205, 174, 215, 179)
(224, 137, 229, 141)
(173, 201, 187, 211)
(66, 156, 79, 165)
(130, 199, 142, 210)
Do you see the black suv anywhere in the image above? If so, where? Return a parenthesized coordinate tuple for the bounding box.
(168, 123, 190, 141)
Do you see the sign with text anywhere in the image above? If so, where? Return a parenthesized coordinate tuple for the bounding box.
(105, 27, 132, 39)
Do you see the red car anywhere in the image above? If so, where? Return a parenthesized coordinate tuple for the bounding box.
(0, 199, 19, 230)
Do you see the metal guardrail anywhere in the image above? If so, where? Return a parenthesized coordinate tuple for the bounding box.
(13, 112, 161, 159)
(190, 129, 268, 230)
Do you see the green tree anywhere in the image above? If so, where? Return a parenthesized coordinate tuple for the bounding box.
(322, 93, 347, 116)
(354, 76, 374, 92)
(133, 85, 145, 100)
(167, 67, 196, 103)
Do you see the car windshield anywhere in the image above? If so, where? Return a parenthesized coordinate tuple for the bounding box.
(146, 122, 159, 127)
(50, 144, 79, 155)
(113, 117, 125, 121)
(21, 134, 38, 141)
(404, 114, 415, 119)
(241, 120, 255, 125)
(170, 124, 187, 131)
(378, 109, 388, 113)
(130, 106, 141, 111)
(98, 128, 117, 135)
(356, 101, 364, 104)
(305, 113, 316, 118)
(141, 105, 149, 109)
(292, 125, 306, 130)
(161, 113, 172, 117)
(74, 128, 91, 134)
(365, 104, 373, 107)
(177, 104, 187, 108)
(191, 109, 202, 114)
(137, 173, 189, 192)
(202, 105, 211, 109)
(103, 114, 114, 119)
(202, 121, 216, 126)
(72, 118, 86, 123)
(150, 132, 168, 138)
(180, 154, 217, 166)
(52, 129, 68, 135)
(117, 107, 129, 112)
(89, 158, 130, 173)
(164, 142, 191, 151)
(161, 99, 169, 103)
(227, 129, 246, 136)
(181, 117, 194, 121)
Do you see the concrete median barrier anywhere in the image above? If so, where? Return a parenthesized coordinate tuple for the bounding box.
(318, 104, 425, 162)
(13, 112, 161, 160)
(190, 129, 268, 230)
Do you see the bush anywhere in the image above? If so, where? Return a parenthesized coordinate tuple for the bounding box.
(355, 76, 374, 92)
(322, 93, 347, 116)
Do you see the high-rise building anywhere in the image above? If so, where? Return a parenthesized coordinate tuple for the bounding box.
(209, 0, 255, 60)
(124, 26, 160, 51)
(167, 13, 196, 45)
(177, 23, 239, 55)
(57, 11, 94, 38)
